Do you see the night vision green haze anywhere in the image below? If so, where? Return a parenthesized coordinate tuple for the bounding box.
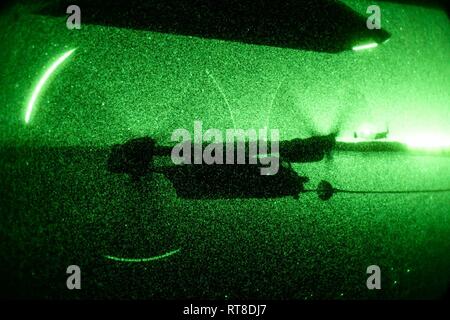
(0, 0, 449, 300)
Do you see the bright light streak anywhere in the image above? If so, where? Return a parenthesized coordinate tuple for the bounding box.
(104, 248, 181, 263)
(402, 134, 450, 150)
(337, 134, 450, 151)
(352, 43, 378, 51)
(25, 49, 76, 124)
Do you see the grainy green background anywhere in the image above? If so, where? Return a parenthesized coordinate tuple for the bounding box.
(0, 0, 449, 299)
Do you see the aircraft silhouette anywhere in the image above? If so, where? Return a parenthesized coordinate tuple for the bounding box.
(107, 134, 450, 201)
(107, 134, 337, 200)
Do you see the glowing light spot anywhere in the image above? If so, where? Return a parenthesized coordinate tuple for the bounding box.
(402, 134, 450, 150)
(358, 123, 375, 136)
(337, 131, 450, 152)
(352, 43, 378, 51)
(104, 248, 181, 263)
(25, 49, 76, 124)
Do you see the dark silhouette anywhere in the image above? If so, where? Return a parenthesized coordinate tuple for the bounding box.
(316, 180, 334, 201)
(163, 163, 309, 199)
(279, 133, 336, 163)
(107, 136, 323, 199)
(38, 0, 390, 53)
(107, 134, 337, 176)
(107, 137, 156, 180)
(106, 135, 450, 201)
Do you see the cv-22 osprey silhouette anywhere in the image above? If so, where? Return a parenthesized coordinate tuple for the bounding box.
(107, 134, 338, 201)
